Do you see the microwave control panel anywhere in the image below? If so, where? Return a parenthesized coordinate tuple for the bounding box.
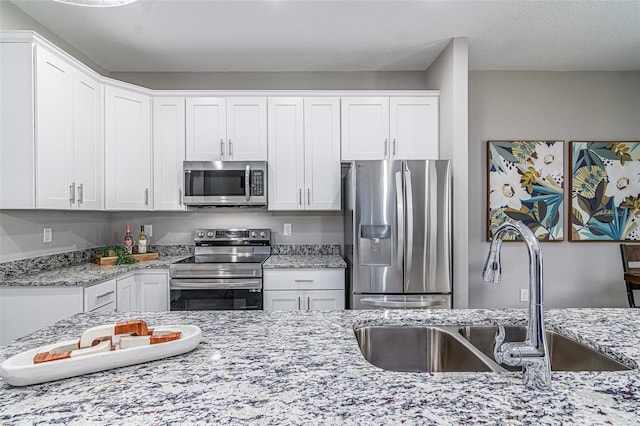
(251, 170, 265, 196)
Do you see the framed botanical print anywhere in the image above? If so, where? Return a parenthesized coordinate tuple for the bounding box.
(569, 141, 640, 241)
(487, 141, 564, 241)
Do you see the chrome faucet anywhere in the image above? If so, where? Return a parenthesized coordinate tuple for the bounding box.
(482, 221, 551, 389)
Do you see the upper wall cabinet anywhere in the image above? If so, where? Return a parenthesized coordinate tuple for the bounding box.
(268, 97, 341, 211)
(0, 41, 103, 209)
(185, 97, 267, 161)
(104, 84, 152, 210)
(153, 97, 186, 211)
(341, 96, 438, 161)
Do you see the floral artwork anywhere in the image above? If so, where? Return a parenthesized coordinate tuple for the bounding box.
(487, 141, 564, 241)
(569, 141, 640, 241)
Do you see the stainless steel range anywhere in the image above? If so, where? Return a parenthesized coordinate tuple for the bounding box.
(169, 228, 271, 311)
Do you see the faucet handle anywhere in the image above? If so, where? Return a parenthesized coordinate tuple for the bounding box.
(493, 324, 506, 364)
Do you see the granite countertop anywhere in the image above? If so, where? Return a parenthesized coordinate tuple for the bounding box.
(1, 308, 639, 424)
(0, 256, 189, 288)
(263, 254, 346, 269)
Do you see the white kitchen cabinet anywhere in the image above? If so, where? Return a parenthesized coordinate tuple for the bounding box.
(186, 97, 267, 161)
(104, 84, 152, 210)
(263, 269, 345, 311)
(267, 97, 341, 211)
(390, 97, 439, 160)
(116, 275, 137, 312)
(84, 279, 116, 312)
(116, 272, 169, 312)
(0, 286, 84, 346)
(341, 96, 439, 160)
(137, 273, 169, 311)
(0, 41, 102, 210)
(153, 97, 186, 211)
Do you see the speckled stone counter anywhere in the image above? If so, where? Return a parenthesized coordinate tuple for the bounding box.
(0, 255, 189, 288)
(1, 308, 639, 425)
(263, 254, 346, 269)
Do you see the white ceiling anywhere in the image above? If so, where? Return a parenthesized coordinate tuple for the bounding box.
(8, 0, 640, 73)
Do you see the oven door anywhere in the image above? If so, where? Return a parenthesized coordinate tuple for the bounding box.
(170, 278, 263, 311)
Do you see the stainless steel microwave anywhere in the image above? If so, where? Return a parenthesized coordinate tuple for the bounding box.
(183, 161, 267, 207)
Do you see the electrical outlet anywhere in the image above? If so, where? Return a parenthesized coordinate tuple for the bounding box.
(144, 224, 153, 237)
(43, 228, 52, 243)
(283, 223, 292, 236)
(520, 289, 529, 302)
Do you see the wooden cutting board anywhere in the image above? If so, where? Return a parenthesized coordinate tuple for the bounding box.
(91, 252, 158, 266)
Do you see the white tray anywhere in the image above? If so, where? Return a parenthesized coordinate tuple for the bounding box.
(0, 324, 201, 387)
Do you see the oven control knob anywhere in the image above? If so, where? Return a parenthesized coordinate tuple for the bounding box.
(197, 231, 205, 238)
(207, 231, 214, 238)
(250, 231, 258, 238)
(259, 231, 267, 238)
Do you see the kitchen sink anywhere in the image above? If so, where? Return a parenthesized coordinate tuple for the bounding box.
(354, 324, 633, 373)
(458, 325, 632, 372)
(354, 326, 497, 372)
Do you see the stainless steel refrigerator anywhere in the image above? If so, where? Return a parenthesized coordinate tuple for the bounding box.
(343, 160, 452, 309)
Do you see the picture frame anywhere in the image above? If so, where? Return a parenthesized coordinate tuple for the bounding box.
(569, 141, 640, 241)
(487, 140, 564, 241)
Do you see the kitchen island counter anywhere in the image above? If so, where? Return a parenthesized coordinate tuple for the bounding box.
(1, 308, 639, 425)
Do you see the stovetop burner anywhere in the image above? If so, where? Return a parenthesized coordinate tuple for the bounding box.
(173, 253, 270, 265)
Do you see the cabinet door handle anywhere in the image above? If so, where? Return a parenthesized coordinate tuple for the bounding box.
(392, 138, 396, 157)
(178, 188, 183, 205)
(228, 139, 233, 159)
(384, 139, 388, 157)
(96, 290, 115, 300)
(298, 188, 302, 206)
(220, 139, 225, 159)
(144, 188, 149, 206)
(307, 188, 310, 206)
(69, 182, 76, 204)
(307, 296, 310, 311)
(77, 183, 83, 205)
(297, 296, 301, 310)
(294, 279, 314, 283)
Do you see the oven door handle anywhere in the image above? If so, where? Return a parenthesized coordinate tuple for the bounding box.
(170, 279, 262, 290)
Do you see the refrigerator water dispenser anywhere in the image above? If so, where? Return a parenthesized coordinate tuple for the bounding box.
(359, 225, 392, 266)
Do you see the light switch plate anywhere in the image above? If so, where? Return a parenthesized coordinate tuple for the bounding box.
(284, 223, 292, 236)
(43, 228, 52, 243)
(520, 289, 529, 302)
(144, 224, 153, 237)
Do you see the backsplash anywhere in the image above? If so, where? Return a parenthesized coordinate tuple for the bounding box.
(270, 245, 341, 255)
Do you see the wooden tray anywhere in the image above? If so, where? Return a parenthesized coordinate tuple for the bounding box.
(91, 252, 158, 265)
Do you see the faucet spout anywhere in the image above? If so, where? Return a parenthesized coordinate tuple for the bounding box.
(482, 221, 551, 389)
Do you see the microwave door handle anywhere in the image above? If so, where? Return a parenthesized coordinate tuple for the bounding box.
(245, 165, 251, 201)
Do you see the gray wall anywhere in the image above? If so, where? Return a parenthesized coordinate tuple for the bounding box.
(0, 1, 107, 75)
(0, 210, 111, 262)
(469, 71, 640, 309)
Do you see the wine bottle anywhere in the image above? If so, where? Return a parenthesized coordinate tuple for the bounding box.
(123, 225, 134, 254)
(137, 225, 148, 254)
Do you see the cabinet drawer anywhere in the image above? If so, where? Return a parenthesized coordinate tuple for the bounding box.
(84, 279, 117, 312)
(90, 301, 116, 313)
(263, 269, 344, 291)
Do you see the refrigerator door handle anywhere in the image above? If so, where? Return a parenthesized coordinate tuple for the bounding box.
(395, 171, 404, 271)
(404, 166, 414, 284)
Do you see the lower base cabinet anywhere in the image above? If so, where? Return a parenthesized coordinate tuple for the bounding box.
(263, 269, 345, 311)
(117, 272, 169, 312)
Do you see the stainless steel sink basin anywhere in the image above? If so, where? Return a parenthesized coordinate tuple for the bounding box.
(354, 324, 633, 373)
(354, 326, 497, 372)
(458, 325, 632, 372)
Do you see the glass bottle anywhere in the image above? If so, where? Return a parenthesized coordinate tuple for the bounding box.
(123, 225, 134, 254)
(137, 225, 148, 254)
